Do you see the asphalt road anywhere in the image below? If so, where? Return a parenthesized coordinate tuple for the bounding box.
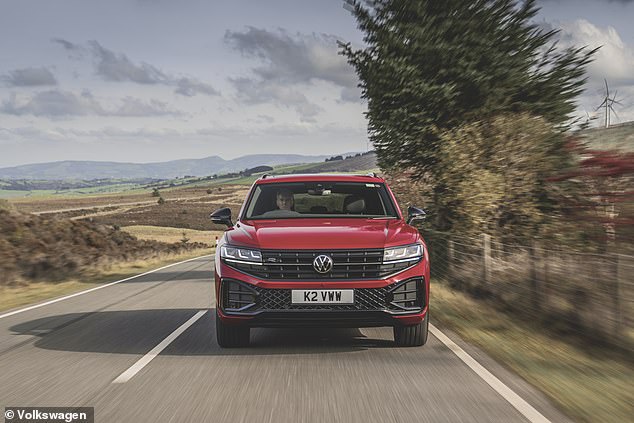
(0, 256, 572, 423)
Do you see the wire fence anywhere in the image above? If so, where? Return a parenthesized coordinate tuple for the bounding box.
(423, 229, 634, 350)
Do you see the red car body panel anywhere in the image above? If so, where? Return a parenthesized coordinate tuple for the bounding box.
(225, 219, 420, 250)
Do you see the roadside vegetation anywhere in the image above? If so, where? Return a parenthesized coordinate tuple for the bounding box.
(342, 1, 633, 421)
(0, 206, 209, 287)
(0, 180, 249, 312)
(0, 249, 210, 313)
(432, 280, 633, 423)
(121, 225, 224, 245)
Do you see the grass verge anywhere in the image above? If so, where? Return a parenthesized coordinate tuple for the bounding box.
(432, 279, 633, 423)
(121, 225, 224, 245)
(0, 248, 213, 313)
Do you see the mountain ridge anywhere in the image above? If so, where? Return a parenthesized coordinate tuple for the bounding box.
(0, 153, 363, 180)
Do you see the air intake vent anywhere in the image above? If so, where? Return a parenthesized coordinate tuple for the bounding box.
(388, 278, 424, 310)
(222, 279, 258, 312)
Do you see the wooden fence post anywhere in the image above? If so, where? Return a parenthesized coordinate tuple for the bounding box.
(482, 234, 491, 287)
(529, 241, 540, 312)
(540, 246, 554, 312)
(614, 254, 623, 337)
(447, 239, 454, 281)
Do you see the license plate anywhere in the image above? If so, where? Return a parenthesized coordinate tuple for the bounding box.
(291, 289, 354, 304)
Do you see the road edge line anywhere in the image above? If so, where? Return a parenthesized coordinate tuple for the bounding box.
(112, 310, 207, 384)
(429, 323, 552, 423)
(0, 254, 212, 320)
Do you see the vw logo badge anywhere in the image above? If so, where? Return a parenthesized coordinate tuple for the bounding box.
(313, 255, 333, 273)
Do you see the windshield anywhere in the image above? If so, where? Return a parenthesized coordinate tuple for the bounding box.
(243, 181, 399, 220)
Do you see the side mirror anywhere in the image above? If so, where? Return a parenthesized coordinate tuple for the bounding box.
(407, 206, 426, 225)
(210, 207, 233, 228)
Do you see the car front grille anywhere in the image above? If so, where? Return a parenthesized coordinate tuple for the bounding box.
(252, 285, 394, 311)
(224, 249, 417, 280)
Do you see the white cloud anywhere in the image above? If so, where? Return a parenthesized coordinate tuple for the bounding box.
(547, 19, 634, 124)
(88, 40, 168, 84)
(231, 77, 323, 122)
(225, 27, 356, 88)
(225, 27, 360, 104)
(1, 90, 103, 116)
(3, 67, 58, 87)
(0, 90, 181, 117)
(52, 39, 220, 97)
(174, 77, 220, 97)
(556, 19, 634, 84)
(112, 97, 180, 117)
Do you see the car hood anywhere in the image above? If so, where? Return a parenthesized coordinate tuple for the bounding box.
(224, 218, 419, 250)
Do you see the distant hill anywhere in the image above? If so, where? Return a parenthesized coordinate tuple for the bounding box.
(580, 121, 634, 152)
(0, 153, 348, 180)
(283, 152, 378, 174)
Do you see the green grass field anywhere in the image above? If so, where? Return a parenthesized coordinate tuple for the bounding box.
(0, 183, 146, 199)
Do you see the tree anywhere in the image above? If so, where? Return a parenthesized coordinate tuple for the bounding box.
(548, 138, 634, 249)
(437, 113, 567, 241)
(340, 0, 596, 228)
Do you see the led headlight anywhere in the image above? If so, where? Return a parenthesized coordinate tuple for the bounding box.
(220, 245, 262, 264)
(383, 244, 423, 263)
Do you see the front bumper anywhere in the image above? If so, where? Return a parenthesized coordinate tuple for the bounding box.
(215, 259, 429, 328)
(216, 308, 428, 328)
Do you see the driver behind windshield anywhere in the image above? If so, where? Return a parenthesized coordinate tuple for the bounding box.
(276, 189, 294, 211)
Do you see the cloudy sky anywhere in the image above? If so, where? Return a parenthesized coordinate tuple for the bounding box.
(1, 0, 633, 168)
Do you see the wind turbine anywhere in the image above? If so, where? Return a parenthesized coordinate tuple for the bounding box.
(595, 79, 622, 128)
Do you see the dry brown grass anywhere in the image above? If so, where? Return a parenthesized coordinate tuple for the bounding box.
(122, 225, 225, 245)
(1, 184, 227, 311)
(87, 200, 241, 231)
(432, 280, 634, 423)
(0, 249, 212, 312)
(7, 184, 250, 233)
(440, 245, 634, 349)
(0, 208, 208, 286)
(9, 184, 249, 214)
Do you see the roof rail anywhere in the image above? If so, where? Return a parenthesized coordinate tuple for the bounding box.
(366, 172, 377, 178)
(260, 174, 269, 179)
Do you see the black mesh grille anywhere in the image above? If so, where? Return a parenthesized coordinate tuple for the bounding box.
(252, 286, 397, 311)
(224, 249, 417, 280)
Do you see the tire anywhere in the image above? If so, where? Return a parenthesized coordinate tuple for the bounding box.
(394, 310, 429, 347)
(216, 312, 250, 348)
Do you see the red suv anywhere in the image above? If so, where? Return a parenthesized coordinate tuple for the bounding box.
(211, 174, 429, 347)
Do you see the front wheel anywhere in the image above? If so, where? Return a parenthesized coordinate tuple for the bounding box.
(394, 310, 429, 347)
(216, 312, 250, 348)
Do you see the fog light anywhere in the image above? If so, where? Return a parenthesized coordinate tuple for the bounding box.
(222, 280, 258, 312)
(389, 278, 423, 310)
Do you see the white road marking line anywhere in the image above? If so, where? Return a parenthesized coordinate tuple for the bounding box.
(429, 324, 552, 423)
(0, 255, 212, 320)
(112, 310, 207, 384)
